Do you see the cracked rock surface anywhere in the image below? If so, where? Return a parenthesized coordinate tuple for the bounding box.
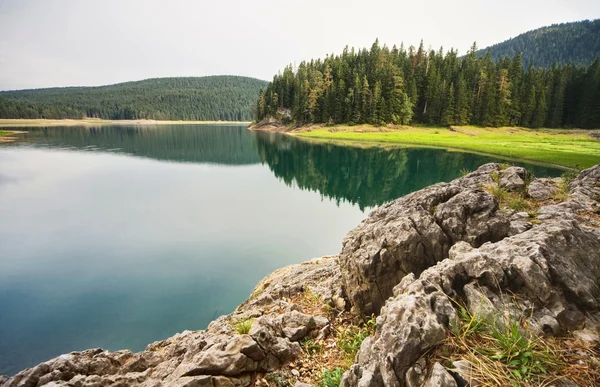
(341, 164, 600, 387)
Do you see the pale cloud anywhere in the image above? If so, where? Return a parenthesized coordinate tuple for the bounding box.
(0, 0, 599, 90)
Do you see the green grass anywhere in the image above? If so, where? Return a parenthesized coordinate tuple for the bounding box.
(295, 125, 600, 169)
(233, 318, 253, 334)
(446, 303, 566, 385)
(320, 368, 344, 387)
(337, 317, 376, 359)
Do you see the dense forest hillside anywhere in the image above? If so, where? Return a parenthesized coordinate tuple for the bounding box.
(255, 39, 600, 128)
(477, 19, 600, 67)
(0, 76, 267, 121)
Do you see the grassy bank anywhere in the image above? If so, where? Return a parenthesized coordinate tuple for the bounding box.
(293, 125, 600, 169)
(0, 119, 251, 127)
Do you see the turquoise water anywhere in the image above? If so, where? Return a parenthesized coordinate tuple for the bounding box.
(0, 125, 561, 375)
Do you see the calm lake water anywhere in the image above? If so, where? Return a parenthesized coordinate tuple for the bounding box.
(0, 125, 561, 375)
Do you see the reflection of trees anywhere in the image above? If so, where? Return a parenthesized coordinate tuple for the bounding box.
(14, 125, 260, 165)
(255, 133, 561, 210)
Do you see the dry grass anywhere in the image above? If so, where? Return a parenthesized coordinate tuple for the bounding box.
(430, 295, 600, 387)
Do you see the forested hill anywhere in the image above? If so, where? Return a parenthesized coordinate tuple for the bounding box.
(477, 19, 600, 67)
(0, 76, 267, 121)
(256, 39, 600, 129)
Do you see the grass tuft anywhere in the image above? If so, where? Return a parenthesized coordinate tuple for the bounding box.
(320, 367, 344, 387)
(488, 184, 509, 203)
(507, 196, 530, 212)
(302, 338, 323, 356)
(459, 168, 471, 177)
(337, 316, 376, 359)
(234, 318, 253, 334)
(438, 298, 599, 386)
(266, 372, 291, 387)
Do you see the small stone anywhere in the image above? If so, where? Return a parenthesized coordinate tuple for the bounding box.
(291, 369, 300, 377)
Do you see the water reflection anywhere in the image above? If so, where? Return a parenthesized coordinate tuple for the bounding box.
(6, 125, 260, 165)
(254, 132, 562, 210)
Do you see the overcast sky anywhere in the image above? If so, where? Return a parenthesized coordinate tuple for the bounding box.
(1, 0, 599, 91)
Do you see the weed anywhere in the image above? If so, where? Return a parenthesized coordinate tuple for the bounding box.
(561, 169, 579, 182)
(443, 298, 571, 386)
(337, 316, 376, 358)
(459, 168, 471, 177)
(302, 338, 323, 356)
(454, 305, 487, 338)
(234, 318, 253, 334)
(320, 367, 344, 387)
(487, 184, 508, 203)
(499, 163, 512, 170)
(507, 196, 530, 212)
(430, 205, 438, 215)
(266, 372, 291, 387)
(482, 318, 559, 381)
(491, 171, 501, 185)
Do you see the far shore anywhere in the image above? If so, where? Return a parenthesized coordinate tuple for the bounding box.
(0, 119, 252, 128)
(249, 122, 600, 169)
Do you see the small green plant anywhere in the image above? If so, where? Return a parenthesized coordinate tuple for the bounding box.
(459, 168, 471, 177)
(481, 318, 559, 381)
(338, 316, 376, 358)
(454, 305, 487, 338)
(320, 367, 344, 387)
(499, 163, 512, 170)
(447, 298, 566, 385)
(491, 170, 501, 185)
(234, 318, 253, 334)
(507, 196, 530, 212)
(266, 372, 291, 387)
(488, 184, 508, 203)
(561, 169, 579, 182)
(552, 170, 578, 202)
(301, 338, 323, 355)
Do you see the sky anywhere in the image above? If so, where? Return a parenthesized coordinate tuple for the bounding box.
(1, 0, 599, 91)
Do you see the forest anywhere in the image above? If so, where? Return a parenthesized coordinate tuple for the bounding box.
(477, 19, 600, 68)
(255, 40, 600, 129)
(0, 76, 267, 121)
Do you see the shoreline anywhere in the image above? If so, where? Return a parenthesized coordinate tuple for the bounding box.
(0, 119, 252, 128)
(3, 163, 600, 385)
(248, 122, 600, 169)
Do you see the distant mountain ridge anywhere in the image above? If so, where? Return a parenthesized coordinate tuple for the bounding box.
(477, 19, 600, 67)
(0, 76, 268, 121)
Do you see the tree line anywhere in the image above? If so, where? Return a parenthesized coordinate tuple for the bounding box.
(255, 40, 600, 128)
(0, 76, 267, 121)
(477, 19, 600, 68)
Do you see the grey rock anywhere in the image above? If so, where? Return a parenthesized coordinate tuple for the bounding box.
(528, 178, 560, 201)
(573, 328, 599, 344)
(451, 163, 500, 189)
(450, 360, 478, 387)
(342, 166, 600, 387)
(404, 358, 427, 387)
(423, 363, 457, 387)
(499, 166, 530, 192)
(339, 166, 510, 316)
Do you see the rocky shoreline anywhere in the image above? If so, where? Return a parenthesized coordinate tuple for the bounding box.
(2, 163, 600, 387)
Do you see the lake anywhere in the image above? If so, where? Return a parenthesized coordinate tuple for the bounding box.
(0, 125, 562, 375)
